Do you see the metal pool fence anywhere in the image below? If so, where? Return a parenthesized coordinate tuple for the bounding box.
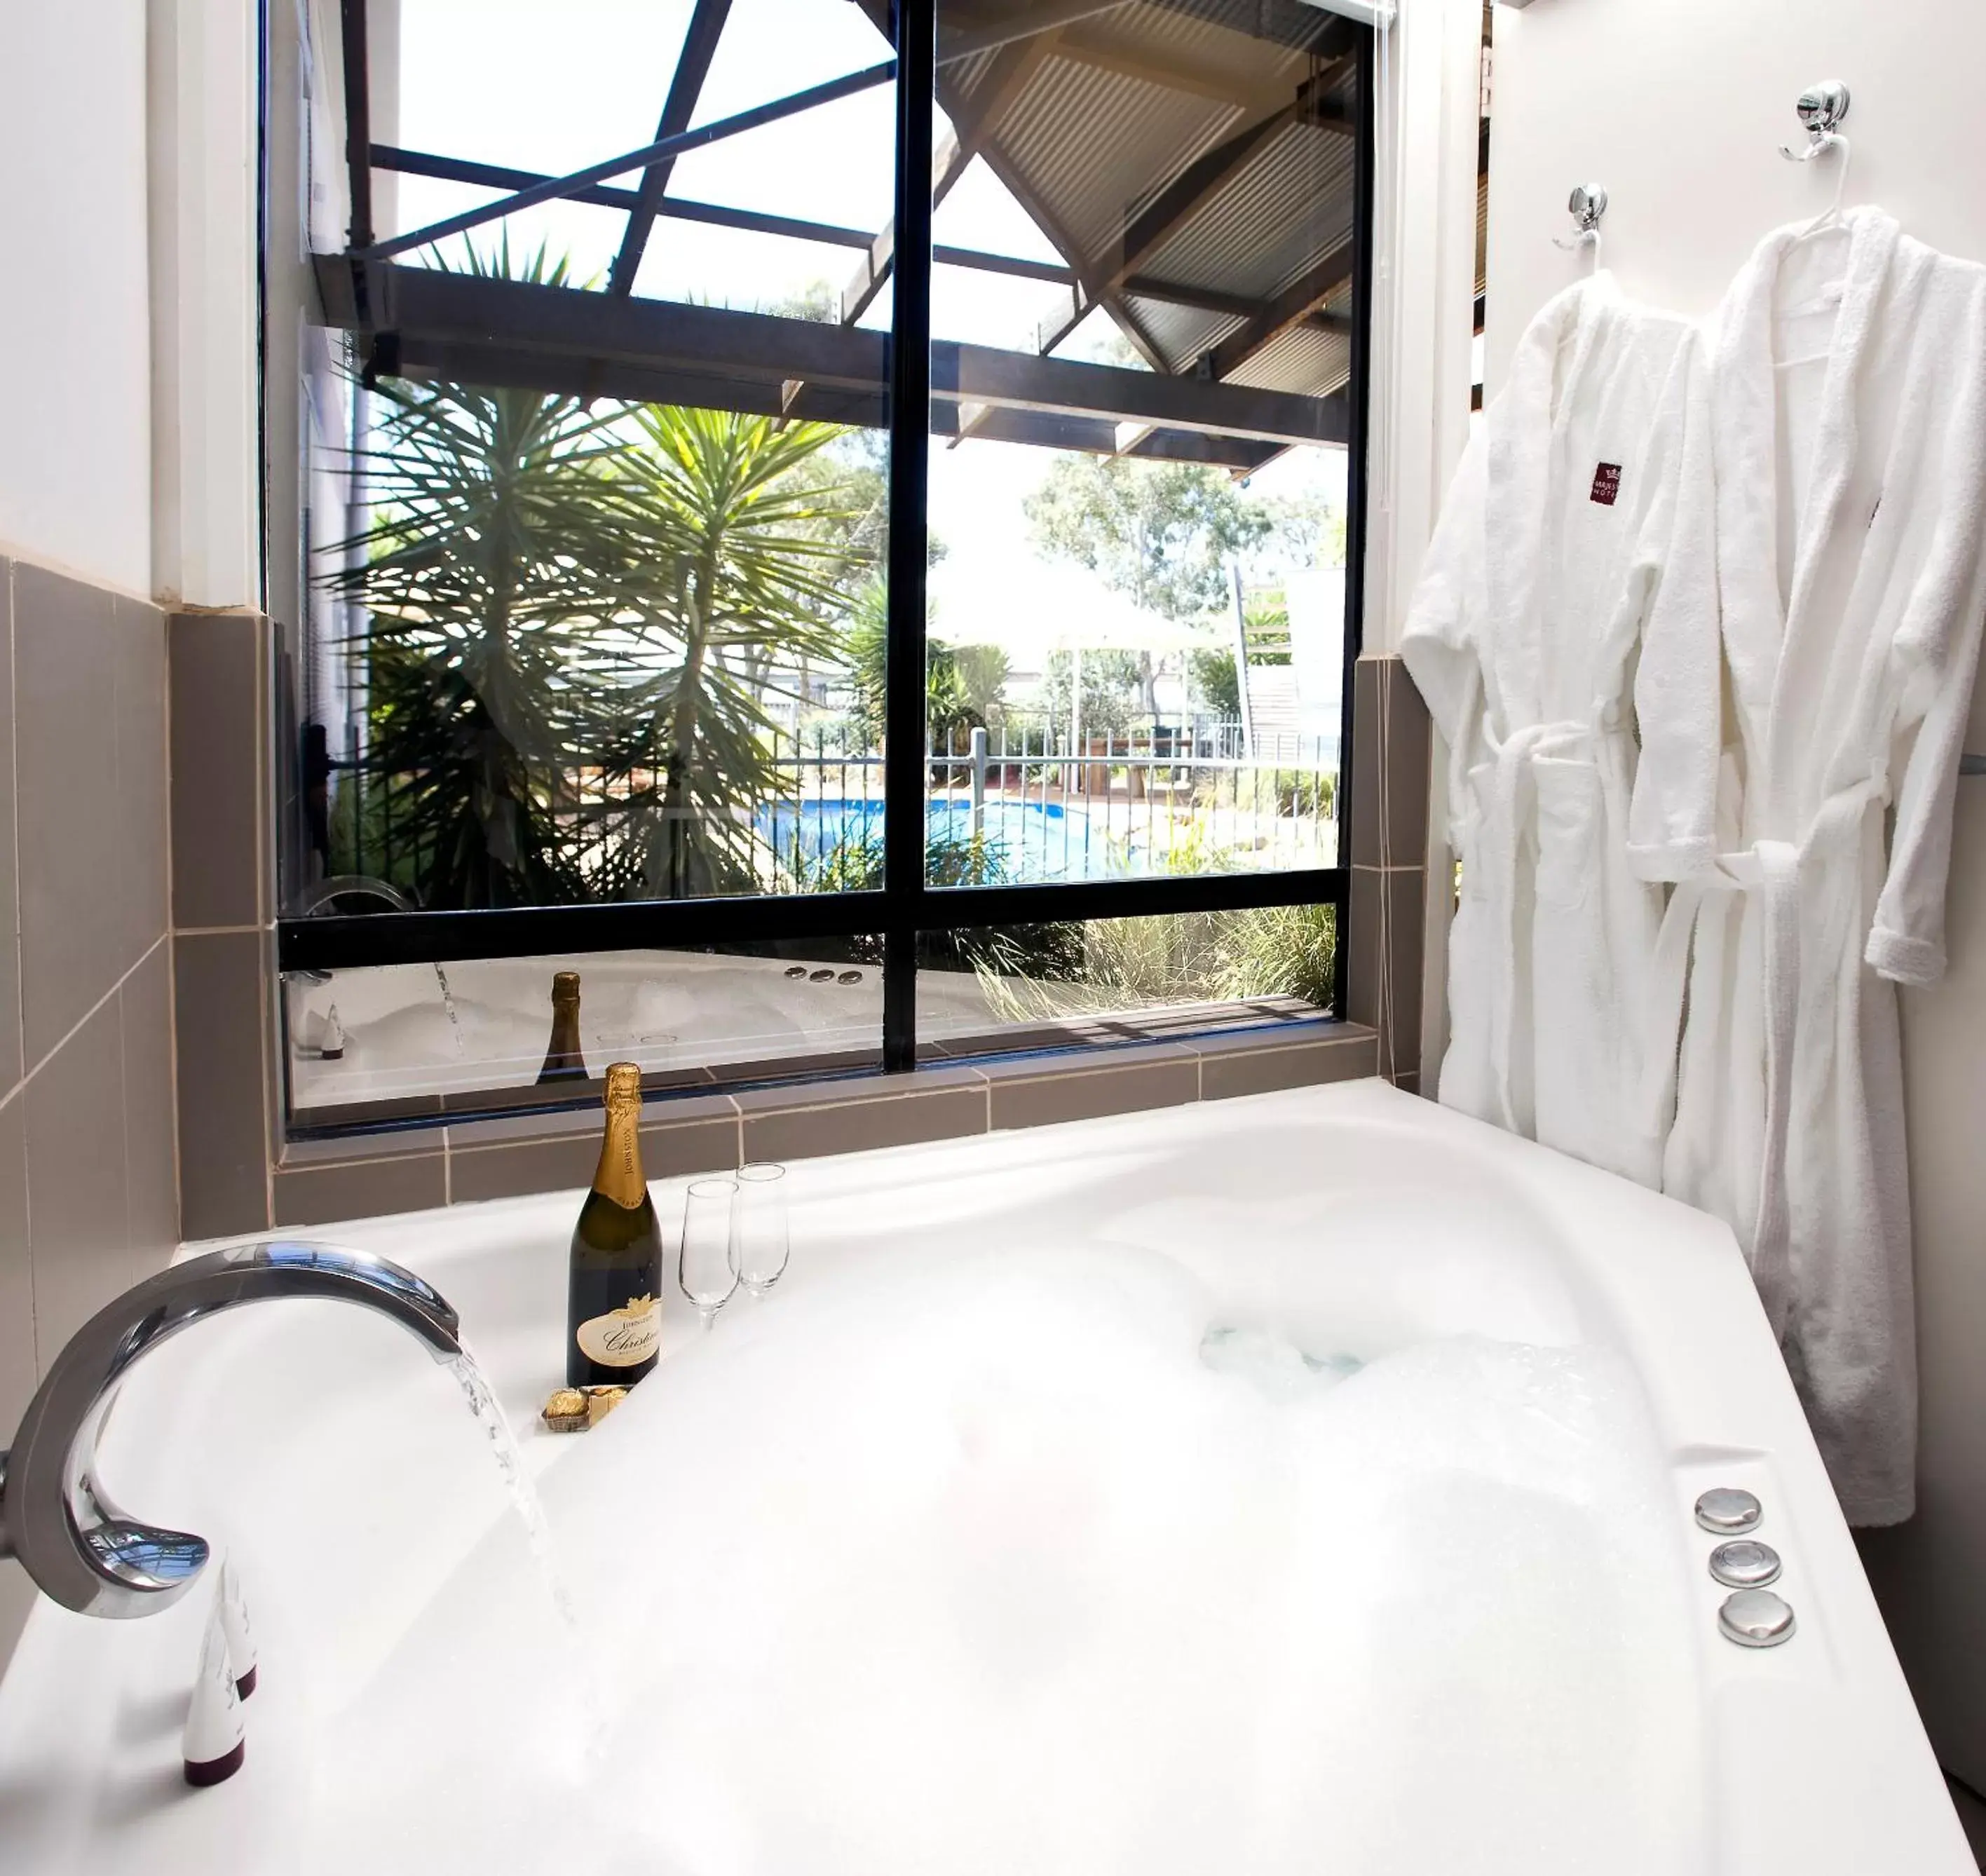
(340, 716, 1340, 900)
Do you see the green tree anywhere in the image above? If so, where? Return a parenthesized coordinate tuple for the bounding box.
(1040, 648, 1142, 739)
(1188, 647, 1240, 719)
(327, 250, 645, 906)
(601, 404, 861, 899)
(1023, 456, 1272, 715)
(951, 644, 1010, 726)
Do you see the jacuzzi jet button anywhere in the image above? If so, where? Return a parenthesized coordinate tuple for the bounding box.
(1708, 1539, 1781, 1589)
(1718, 1588, 1795, 1648)
(1694, 1486, 1762, 1534)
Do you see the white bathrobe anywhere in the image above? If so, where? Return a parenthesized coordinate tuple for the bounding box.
(1654, 208, 1986, 1525)
(1403, 275, 1718, 1186)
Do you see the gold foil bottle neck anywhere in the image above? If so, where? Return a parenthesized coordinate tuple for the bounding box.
(551, 971, 581, 1007)
(593, 1063, 648, 1209)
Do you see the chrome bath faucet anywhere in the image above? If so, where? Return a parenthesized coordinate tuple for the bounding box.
(0, 1241, 463, 1619)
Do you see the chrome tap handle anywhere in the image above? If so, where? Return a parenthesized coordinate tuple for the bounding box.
(0, 1241, 463, 1619)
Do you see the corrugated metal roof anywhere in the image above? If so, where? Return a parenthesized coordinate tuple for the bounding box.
(995, 55, 1239, 266)
(953, 0, 1363, 415)
(1223, 320, 1349, 398)
(1142, 118, 1355, 300)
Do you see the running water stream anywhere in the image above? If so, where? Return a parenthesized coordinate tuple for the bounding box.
(432, 962, 466, 1056)
(446, 1349, 576, 1630)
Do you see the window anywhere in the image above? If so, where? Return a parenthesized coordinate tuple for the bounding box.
(280, 0, 1371, 1134)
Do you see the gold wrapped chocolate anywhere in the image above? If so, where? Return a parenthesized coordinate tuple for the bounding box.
(541, 1387, 590, 1433)
(585, 1386, 628, 1427)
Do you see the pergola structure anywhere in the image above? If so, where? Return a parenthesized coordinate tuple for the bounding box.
(292, 0, 1371, 1071)
(319, 0, 1365, 477)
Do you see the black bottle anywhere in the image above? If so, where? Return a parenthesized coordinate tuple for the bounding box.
(566, 1062, 662, 1387)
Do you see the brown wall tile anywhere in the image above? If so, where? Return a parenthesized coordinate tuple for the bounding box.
(112, 598, 169, 971)
(0, 1096, 34, 1431)
(0, 1090, 32, 1669)
(986, 1047, 1197, 1131)
(1349, 657, 1382, 866)
(449, 1134, 599, 1205)
(1381, 660, 1432, 868)
(14, 563, 130, 1065)
(1382, 869, 1426, 1080)
(121, 943, 179, 1254)
(1347, 867, 1382, 1032)
(174, 931, 269, 1238)
(639, 1113, 742, 1180)
(1199, 1031, 1379, 1101)
(168, 613, 261, 931)
(739, 1080, 987, 1164)
(24, 998, 140, 1367)
(0, 567, 18, 1092)
(271, 1153, 447, 1228)
(1347, 859, 1425, 1084)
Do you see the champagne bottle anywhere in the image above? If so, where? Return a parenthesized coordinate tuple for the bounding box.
(538, 971, 587, 1085)
(567, 1062, 662, 1387)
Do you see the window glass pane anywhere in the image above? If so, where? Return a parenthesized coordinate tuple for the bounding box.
(916, 904, 1336, 1059)
(287, 942, 883, 1127)
(388, 0, 897, 313)
(294, 0, 897, 918)
(923, 0, 1356, 886)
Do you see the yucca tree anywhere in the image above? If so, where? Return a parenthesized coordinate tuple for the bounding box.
(595, 405, 860, 899)
(326, 247, 650, 906)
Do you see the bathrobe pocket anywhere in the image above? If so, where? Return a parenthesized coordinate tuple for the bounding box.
(1532, 758, 1603, 909)
(1528, 756, 1638, 1178)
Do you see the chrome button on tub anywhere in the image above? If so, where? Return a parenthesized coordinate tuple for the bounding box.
(1718, 1588, 1797, 1648)
(1694, 1486, 1763, 1535)
(1708, 1539, 1782, 1590)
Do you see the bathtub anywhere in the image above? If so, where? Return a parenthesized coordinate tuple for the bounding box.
(0, 1080, 1968, 1872)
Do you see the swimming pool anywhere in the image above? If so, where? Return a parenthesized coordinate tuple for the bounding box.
(760, 796, 1126, 883)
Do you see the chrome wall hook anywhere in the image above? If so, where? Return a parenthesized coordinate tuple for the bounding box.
(1552, 184, 1607, 266)
(1779, 81, 1850, 162)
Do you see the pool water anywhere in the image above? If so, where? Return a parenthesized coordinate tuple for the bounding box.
(759, 796, 1129, 883)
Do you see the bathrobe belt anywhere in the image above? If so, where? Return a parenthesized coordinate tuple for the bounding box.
(1477, 718, 1595, 1135)
(1640, 782, 1884, 1340)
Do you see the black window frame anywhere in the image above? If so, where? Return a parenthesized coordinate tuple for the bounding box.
(278, 0, 1373, 1085)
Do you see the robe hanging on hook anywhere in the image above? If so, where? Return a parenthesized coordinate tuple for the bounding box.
(1780, 81, 1850, 161)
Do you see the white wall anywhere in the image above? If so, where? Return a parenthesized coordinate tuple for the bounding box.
(0, 5, 154, 597)
(1482, 0, 1986, 1789)
(148, 0, 259, 611)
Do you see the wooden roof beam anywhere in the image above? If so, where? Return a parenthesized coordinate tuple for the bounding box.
(1105, 63, 1351, 291)
(1200, 238, 1355, 381)
(609, 0, 733, 297)
(841, 29, 1056, 326)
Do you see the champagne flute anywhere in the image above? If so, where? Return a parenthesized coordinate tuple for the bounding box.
(679, 1178, 739, 1333)
(732, 1163, 791, 1298)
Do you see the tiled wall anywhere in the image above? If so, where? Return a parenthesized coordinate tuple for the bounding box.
(1345, 653, 1431, 1087)
(168, 612, 276, 1239)
(163, 618, 1434, 1235)
(0, 560, 179, 1664)
(264, 1024, 1381, 1226)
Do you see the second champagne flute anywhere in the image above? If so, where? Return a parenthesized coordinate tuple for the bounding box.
(679, 1177, 739, 1333)
(732, 1162, 791, 1298)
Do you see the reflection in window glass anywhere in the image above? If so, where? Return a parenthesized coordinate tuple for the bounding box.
(301, 0, 900, 916)
(916, 906, 1336, 1059)
(922, 0, 1354, 885)
(287, 942, 887, 1124)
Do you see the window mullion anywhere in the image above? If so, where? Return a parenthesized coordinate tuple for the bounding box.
(881, 0, 937, 1073)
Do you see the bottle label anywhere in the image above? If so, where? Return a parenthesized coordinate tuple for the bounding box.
(575, 1294, 660, 1368)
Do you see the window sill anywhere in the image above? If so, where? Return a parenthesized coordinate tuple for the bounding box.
(264, 1019, 1380, 1230)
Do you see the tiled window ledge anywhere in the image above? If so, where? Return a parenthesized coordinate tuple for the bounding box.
(260, 1021, 1378, 1230)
